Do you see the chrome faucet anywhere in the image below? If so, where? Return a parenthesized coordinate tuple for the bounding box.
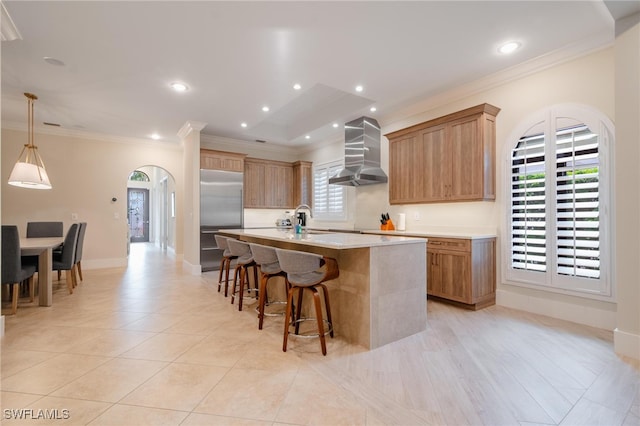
(294, 204, 313, 227)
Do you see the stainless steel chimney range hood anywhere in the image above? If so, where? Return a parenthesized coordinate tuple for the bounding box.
(328, 116, 388, 186)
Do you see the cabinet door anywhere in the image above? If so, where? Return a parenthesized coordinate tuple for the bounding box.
(244, 161, 265, 207)
(449, 115, 484, 200)
(438, 249, 472, 303)
(419, 125, 449, 201)
(389, 135, 416, 203)
(426, 250, 441, 297)
(200, 150, 245, 172)
(263, 164, 293, 208)
(293, 161, 312, 207)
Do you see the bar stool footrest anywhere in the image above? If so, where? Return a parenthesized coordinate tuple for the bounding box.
(255, 300, 287, 317)
(288, 317, 333, 338)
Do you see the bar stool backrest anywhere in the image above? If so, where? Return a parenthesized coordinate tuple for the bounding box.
(275, 248, 323, 275)
(214, 234, 230, 250)
(227, 239, 253, 263)
(249, 243, 281, 274)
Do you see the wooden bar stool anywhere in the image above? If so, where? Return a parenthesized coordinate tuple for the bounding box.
(214, 235, 237, 297)
(249, 243, 289, 330)
(227, 239, 258, 311)
(275, 248, 339, 356)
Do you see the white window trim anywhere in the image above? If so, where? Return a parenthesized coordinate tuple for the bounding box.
(313, 159, 348, 221)
(502, 104, 614, 302)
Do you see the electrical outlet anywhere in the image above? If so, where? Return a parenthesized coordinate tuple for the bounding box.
(71, 213, 78, 220)
(414, 212, 420, 221)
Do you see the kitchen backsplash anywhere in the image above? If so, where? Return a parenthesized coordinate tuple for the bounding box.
(244, 209, 283, 228)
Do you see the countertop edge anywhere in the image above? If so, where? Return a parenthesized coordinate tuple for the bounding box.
(219, 229, 427, 249)
(360, 229, 497, 239)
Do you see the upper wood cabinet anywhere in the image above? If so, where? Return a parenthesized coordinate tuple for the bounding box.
(244, 158, 295, 208)
(200, 149, 246, 172)
(386, 103, 500, 204)
(292, 161, 313, 207)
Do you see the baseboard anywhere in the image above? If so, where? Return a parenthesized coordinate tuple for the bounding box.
(182, 259, 202, 275)
(614, 328, 640, 360)
(496, 288, 617, 330)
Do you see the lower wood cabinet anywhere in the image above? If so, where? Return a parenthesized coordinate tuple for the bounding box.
(426, 236, 496, 310)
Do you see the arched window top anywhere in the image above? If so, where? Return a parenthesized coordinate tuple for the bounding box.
(129, 170, 150, 182)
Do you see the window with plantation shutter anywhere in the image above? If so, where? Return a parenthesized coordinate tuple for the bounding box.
(507, 106, 612, 298)
(313, 160, 346, 220)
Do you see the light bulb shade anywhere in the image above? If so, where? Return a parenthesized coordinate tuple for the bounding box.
(8, 161, 52, 189)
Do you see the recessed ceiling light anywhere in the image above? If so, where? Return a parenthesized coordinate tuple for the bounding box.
(332, 123, 339, 128)
(370, 107, 377, 112)
(293, 83, 302, 90)
(150, 133, 161, 140)
(241, 122, 247, 128)
(305, 135, 310, 139)
(43, 57, 65, 66)
(262, 106, 270, 112)
(355, 85, 364, 92)
(498, 41, 521, 54)
(170, 82, 188, 92)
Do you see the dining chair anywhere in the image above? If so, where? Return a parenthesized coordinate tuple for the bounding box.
(23, 221, 64, 274)
(26, 221, 64, 238)
(52, 223, 80, 294)
(73, 222, 87, 283)
(2, 225, 37, 314)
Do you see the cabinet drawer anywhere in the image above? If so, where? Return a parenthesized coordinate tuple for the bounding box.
(427, 238, 470, 252)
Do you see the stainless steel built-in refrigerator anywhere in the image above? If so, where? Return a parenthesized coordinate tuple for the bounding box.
(200, 169, 243, 271)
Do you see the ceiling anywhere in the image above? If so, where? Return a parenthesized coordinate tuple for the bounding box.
(0, 1, 634, 147)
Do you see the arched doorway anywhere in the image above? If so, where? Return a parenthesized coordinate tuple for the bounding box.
(126, 165, 177, 255)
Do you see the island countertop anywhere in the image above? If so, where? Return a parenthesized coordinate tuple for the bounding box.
(221, 228, 426, 249)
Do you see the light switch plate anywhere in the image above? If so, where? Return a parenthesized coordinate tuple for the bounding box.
(71, 213, 78, 220)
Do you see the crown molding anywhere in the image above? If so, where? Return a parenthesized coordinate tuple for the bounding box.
(177, 121, 207, 140)
(1, 120, 182, 150)
(1, 2, 22, 41)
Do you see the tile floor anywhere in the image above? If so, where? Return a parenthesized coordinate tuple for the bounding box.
(1, 242, 638, 425)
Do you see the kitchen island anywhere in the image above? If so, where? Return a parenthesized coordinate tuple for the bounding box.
(220, 228, 427, 349)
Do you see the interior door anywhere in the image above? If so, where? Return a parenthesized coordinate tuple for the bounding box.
(128, 188, 150, 243)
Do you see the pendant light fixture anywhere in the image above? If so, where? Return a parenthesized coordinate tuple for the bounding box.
(8, 93, 52, 189)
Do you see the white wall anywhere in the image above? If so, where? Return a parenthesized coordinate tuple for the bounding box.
(1, 128, 184, 269)
(613, 13, 640, 359)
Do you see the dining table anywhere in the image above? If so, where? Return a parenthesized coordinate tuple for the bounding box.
(20, 237, 64, 306)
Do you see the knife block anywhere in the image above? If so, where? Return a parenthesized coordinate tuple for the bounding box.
(380, 220, 395, 231)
